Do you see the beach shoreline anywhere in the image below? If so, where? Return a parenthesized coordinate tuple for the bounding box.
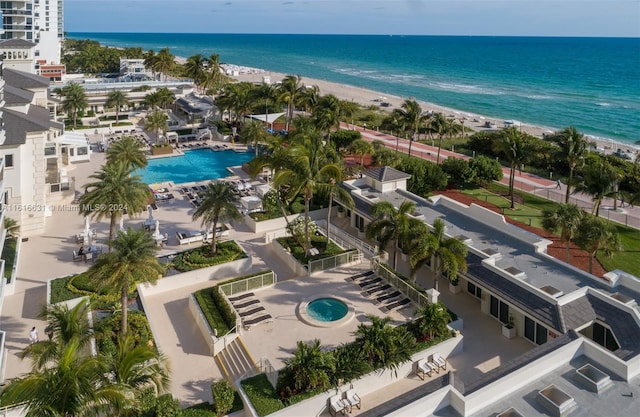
(225, 69, 639, 158)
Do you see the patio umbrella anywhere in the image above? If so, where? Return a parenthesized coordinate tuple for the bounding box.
(83, 217, 91, 236)
(147, 205, 154, 220)
(152, 220, 162, 240)
(119, 217, 125, 232)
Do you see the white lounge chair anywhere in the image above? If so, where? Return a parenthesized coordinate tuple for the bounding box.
(416, 358, 438, 379)
(344, 389, 361, 411)
(431, 352, 447, 371)
(329, 394, 347, 416)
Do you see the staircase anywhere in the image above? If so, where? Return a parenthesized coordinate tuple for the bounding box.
(215, 337, 260, 384)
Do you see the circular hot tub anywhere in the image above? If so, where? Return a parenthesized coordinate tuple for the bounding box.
(297, 294, 355, 328)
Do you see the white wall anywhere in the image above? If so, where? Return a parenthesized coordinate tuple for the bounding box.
(244, 208, 329, 234)
(268, 241, 307, 277)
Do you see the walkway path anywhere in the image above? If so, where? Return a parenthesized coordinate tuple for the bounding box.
(343, 123, 640, 229)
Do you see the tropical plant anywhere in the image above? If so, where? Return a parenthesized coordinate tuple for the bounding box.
(211, 381, 235, 417)
(106, 136, 147, 169)
(353, 315, 415, 375)
(78, 162, 150, 243)
(86, 228, 163, 336)
(153, 48, 175, 81)
(496, 127, 531, 209)
(469, 155, 503, 185)
(429, 218, 468, 290)
(397, 99, 428, 158)
(348, 139, 374, 168)
(366, 200, 416, 269)
(202, 53, 227, 96)
(321, 172, 354, 248)
(573, 161, 618, 216)
(184, 54, 206, 90)
(414, 302, 451, 341)
(192, 182, 242, 255)
(105, 90, 129, 123)
(541, 203, 584, 262)
(402, 220, 437, 283)
(4, 217, 19, 238)
(574, 215, 621, 274)
(61, 82, 88, 128)
(282, 339, 336, 393)
(331, 343, 371, 388)
(240, 120, 269, 157)
(278, 74, 305, 131)
(429, 112, 449, 163)
(145, 110, 169, 145)
(548, 127, 590, 203)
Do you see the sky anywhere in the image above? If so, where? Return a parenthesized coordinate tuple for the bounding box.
(66, 0, 640, 37)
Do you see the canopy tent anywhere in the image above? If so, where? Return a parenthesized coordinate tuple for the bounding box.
(240, 195, 263, 213)
(244, 112, 286, 126)
(60, 131, 91, 163)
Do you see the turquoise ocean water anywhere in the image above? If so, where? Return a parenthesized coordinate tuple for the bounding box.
(70, 33, 640, 145)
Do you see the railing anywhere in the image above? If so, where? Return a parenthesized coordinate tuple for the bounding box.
(258, 357, 279, 389)
(307, 249, 361, 274)
(218, 271, 277, 296)
(264, 228, 289, 243)
(316, 220, 377, 256)
(371, 257, 430, 308)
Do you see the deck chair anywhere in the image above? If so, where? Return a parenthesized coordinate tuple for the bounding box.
(344, 389, 361, 411)
(238, 306, 266, 318)
(358, 277, 382, 288)
(381, 298, 412, 312)
(233, 298, 260, 310)
(364, 284, 392, 297)
(228, 292, 255, 302)
(243, 314, 273, 329)
(416, 359, 433, 380)
(329, 395, 348, 416)
(375, 291, 402, 304)
(72, 250, 83, 262)
(431, 352, 447, 371)
(348, 270, 374, 281)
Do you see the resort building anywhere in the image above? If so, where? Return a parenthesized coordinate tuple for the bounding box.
(119, 58, 153, 80)
(0, 67, 80, 237)
(0, 0, 63, 75)
(0, 38, 36, 73)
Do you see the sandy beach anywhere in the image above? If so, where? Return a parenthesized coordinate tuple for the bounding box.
(229, 70, 639, 157)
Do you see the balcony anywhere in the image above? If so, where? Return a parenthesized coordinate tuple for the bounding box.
(1, 10, 32, 16)
(2, 25, 32, 31)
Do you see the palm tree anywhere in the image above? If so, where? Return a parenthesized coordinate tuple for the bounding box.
(155, 87, 175, 110)
(573, 161, 617, 217)
(496, 127, 530, 209)
(366, 200, 416, 270)
(319, 172, 354, 249)
(192, 182, 242, 255)
(429, 113, 448, 163)
(574, 215, 621, 274)
(252, 82, 278, 127)
(143, 90, 161, 110)
(4, 217, 20, 238)
(240, 120, 268, 157)
(278, 74, 304, 131)
(154, 48, 175, 81)
(429, 218, 468, 290)
(403, 220, 437, 283)
(78, 162, 150, 243)
(61, 82, 88, 129)
(548, 127, 590, 203)
(203, 53, 226, 96)
(353, 315, 415, 375)
(414, 302, 451, 341)
(143, 49, 158, 80)
(87, 228, 164, 336)
(348, 139, 374, 168)
(105, 90, 129, 123)
(397, 99, 427, 158)
(273, 134, 343, 254)
(107, 136, 147, 169)
(312, 94, 341, 144)
(283, 339, 335, 392)
(184, 54, 206, 90)
(144, 111, 168, 145)
(541, 203, 584, 262)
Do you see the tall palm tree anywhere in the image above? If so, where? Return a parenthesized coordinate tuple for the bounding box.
(403, 220, 437, 283)
(353, 315, 415, 375)
(203, 53, 226, 96)
(62, 83, 88, 129)
(397, 99, 427, 158)
(414, 302, 451, 341)
(143, 49, 158, 80)
(548, 127, 590, 203)
(107, 136, 147, 169)
(78, 162, 150, 243)
(155, 87, 175, 110)
(154, 48, 175, 81)
(429, 113, 449, 164)
(143, 90, 161, 110)
(105, 90, 129, 123)
(87, 228, 164, 336)
(144, 111, 168, 145)
(278, 74, 304, 131)
(240, 120, 269, 157)
(283, 339, 335, 392)
(429, 218, 468, 290)
(251, 82, 278, 126)
(573, 161, 617, 217)
(348, 138, 374, 168)
(366, 200, 416, 270)
(574, 215, 621, 274)
(321, 172, 354, 248)
(542, 203, 584, 262)
(496, 127, 530, 209)
(192, 182, 242, 255)
(184, 54, 206, 90)
(300, 85, 320, 113)
(273, 134, 343, 254)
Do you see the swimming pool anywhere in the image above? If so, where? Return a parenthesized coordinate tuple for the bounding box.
(138, 149, 254, 184)
(307, 298, 349, 322)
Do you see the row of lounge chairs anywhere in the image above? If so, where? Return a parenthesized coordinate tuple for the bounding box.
(329, 389, 361, 416)
(416, 353, 447, 380)
(348, 271, 412, 313)
(227, 292, 273, 329)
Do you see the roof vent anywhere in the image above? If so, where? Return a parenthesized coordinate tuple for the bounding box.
(496, 408, 525, 417)
(505, 266, 525, 278)
(540, 285, 564, 298)
(610, 292, 636, 306)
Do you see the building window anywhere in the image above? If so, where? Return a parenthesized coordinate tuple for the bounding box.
(593, 322, 620, 351)
(5, 154, 13, 168)
(44, 145, 56, 156)
(77, 147, 88, 156)
(490, 295, 509, 324)
(524, 316, 548, 345)
(467, 281, 482, 299)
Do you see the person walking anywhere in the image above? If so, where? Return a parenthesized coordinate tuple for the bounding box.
(45, 324, 54, 341)
(556, 179, 561, 189)
(29, 327, 38, 344)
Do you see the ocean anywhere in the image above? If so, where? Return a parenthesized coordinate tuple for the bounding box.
(69, 33, 640, 145)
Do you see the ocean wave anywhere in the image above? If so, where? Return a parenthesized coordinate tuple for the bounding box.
(521, 94, 554, 100)
(596, 102, 612, 107)
(428, 82, 505, 96)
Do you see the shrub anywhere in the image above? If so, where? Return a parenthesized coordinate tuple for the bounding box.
(49, 275, 79, 304)
(441, 157, 474, 187)
(241, 374, 285, 417)
(180, 409, 215, 417)
(155, 394, 181, 417)
(469, 155, 503, 185)
(194, 289, 233, 336)
(212, 381, 235, 416)
(2, 237, 17, 281)
(172, 241, 246, 272)
(95, 310, 153, 348)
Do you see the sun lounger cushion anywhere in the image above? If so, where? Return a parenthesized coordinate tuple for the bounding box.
(239, 306, 266, 318)
(376, 291, 402, 304)
(382, 298, 412, 312)
(233, 299, 260, 310)
(358, 277, 382, 288)
(243, 314, 273, 328)
(228, 292, 255, 302)
(348, 270, 374, 281)
(365, 284, 392, 296)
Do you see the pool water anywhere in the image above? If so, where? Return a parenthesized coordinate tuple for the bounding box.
(137, 149, 254, 184)
(306, 298, 348, 322)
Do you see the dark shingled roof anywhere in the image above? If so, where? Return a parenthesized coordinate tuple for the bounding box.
(3, 84, 35, 106)
(3, 107, 63, 146)
(464, 331, 579, 395)
(3, 67, 50, 89)
(560, 294, 640, 360)
(466, 253, 562, 330)
(363, 166, 410, 182)
(0, 39, 36, 48)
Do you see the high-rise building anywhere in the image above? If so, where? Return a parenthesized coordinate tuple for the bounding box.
(0, 1, 63, 71)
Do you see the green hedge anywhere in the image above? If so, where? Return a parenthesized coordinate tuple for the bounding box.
(1, 237, 17, 281)
(194, 288, 234, 336)
(241, 374, 285, 417)
(172, 241, 247, 272)
(49, 272, 138, 310)
(276, 235, 347, 265)
(49, 276, 79, 304)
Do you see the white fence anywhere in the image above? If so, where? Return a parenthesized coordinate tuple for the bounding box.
(372, 257, 431, 308)
(308, 250, 362, 275)
(219, 271, 277, 296)
(316, 220, 377, 256)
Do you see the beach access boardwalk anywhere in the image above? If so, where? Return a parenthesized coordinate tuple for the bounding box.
(344, 122, 640, 230)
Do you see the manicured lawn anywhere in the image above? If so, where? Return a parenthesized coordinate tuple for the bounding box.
(461, 187, 546, 229)
(194, 287, 234, 336)
(598, 224, 640, 277)
(1, 237, 17, 281)
(277, 235, 348, 265)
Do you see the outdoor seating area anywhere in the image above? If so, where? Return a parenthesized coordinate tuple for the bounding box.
(227, 292, 273, 330)
(102, 130, 150, 150)
(225, 179, 254, 197)
(179, 184, 212, 207)
(415, 353, 447, 380)
(72, 245, 103, 263)
(328, 389, 362, 416)
(350, 272, 412, 313)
